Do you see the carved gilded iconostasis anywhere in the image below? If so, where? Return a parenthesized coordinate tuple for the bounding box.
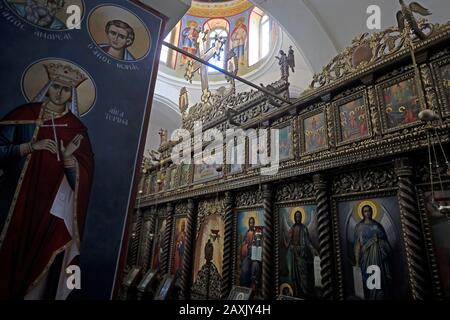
(120, 4, 450, 301)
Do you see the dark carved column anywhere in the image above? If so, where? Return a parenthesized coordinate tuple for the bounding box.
(313, 174, 335, 300)
(262, 184, 273, 300)
(127, 210, 142, 267)
(395, 158, 431, 299)
(221, 192, 234, 299)
(138, 207, 156, 272)
(180, 199, 196, 299)
(161, 203, 174, 273)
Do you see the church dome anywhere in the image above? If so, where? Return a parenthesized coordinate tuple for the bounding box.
(158, 0, 284, 83)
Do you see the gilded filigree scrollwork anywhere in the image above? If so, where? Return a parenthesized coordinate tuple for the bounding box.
(182, 80, 289, 132)
(275, 180, 315, 202)
(196, 197, 226, 237)
(235, 189, 262, 207)
(308, 20, 449, 91)
(309, 28, 405, 90)
(420, 64, 439, 112)
(271, 115, 292, 127)
(332, 167, 396, 194)
(326, 103, 335, 149)
(175, 202, 190, 216)
(367, 86, 381, 136)
(429, 52, 450, 117)
(292, 117, 299, 159)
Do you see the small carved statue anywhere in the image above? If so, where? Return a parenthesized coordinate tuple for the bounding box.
(396, 0, 431, 40)
(276, 49, 290, 80)
(141, 156, 152, 173)
(184, 60, 195, 83)
(287, 46, 295, 73)
(179, 87, 189, 114)
(204, 239, 214, 263)
(158, 128, 168, 146)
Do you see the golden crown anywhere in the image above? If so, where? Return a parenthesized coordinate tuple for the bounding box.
(44, 63, 87, 88)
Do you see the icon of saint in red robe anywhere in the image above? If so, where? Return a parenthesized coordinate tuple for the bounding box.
(0, 62, 94, 299)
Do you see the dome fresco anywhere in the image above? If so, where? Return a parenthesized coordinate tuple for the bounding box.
(194, 0, 232, 3)
(188, 0, 253, 18)
(160, 3, 280, 81)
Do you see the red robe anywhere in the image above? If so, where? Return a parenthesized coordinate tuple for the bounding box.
(0, 103, 94, 299)
(241, 230, 255, 258)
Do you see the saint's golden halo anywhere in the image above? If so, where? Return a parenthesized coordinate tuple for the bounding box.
(290, 207, 306, 224)
(22, 59, 96, 116)
(279, 283, 294, 296)
(356, 200, 379, 220)
(241, 210, 261, 226)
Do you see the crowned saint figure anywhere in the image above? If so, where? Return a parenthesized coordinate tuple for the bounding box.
(0, 62, 95, 300)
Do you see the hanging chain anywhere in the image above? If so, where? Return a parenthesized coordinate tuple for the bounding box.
(404, 21, 427, 112)
(430, 125, 450, 222)
(426, 127, 435, 204)
(430, 129, 445, 194)
(433, 127, 450, 176)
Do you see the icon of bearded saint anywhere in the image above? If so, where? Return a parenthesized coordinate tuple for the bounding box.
(0, 62, 94, 299)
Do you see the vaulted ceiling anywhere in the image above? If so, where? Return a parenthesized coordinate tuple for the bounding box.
(140, 0, 191, 35)
(251, 0, 450, 73)
(144, 0, 450, 73)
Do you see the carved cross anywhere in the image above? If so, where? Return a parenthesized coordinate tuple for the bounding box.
(158, 128, 168, 146)
(184, 29, 225, 104)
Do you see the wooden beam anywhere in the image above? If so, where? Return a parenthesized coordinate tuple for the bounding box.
(162, 41, 293, 105)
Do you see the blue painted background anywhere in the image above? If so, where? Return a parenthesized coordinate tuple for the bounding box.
(0, 0, 164, 299)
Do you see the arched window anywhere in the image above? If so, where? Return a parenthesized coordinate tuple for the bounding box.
(260, 15, 270, 58)
(249, 9, 271, 66)
(160, 31, 172, 64)
(208, 28, 228, 73)
(160, 22, 181, 68)
(203, 18, 229, 74)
